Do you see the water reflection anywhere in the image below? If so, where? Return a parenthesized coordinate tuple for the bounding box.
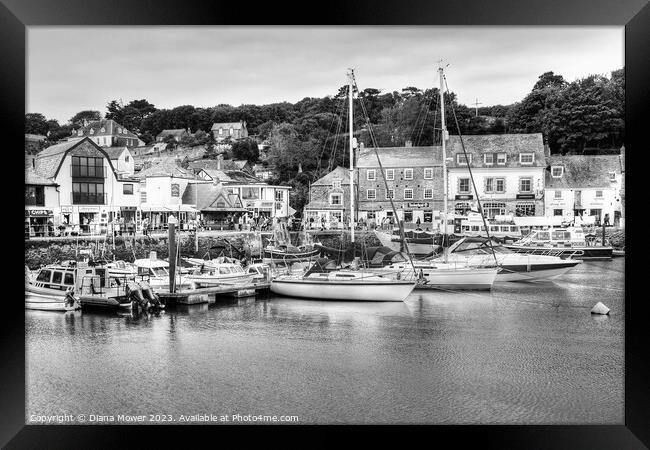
(26, 259, 624, 424)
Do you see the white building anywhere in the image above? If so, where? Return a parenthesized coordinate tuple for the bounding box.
(446, 134, 547, 218)
(30, 137, 141, 233)
(544, 154, 623, 226)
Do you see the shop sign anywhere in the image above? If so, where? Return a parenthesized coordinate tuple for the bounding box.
(455, 195, 473, 200)
(25, 209, 53, 217)
(61, 206, 73, 213)
(78, 206, 100, 213)
(121, 206, 137, 211)
(261, 202, 274, 207)
(407, 202, 430, 208)
(516, 194, 535, 199)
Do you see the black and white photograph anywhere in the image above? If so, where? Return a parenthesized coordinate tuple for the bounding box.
(5, 0, 647, 443)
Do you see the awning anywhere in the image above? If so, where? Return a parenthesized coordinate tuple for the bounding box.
(201, 207, 248, 212)
(140, 204, 199, 213)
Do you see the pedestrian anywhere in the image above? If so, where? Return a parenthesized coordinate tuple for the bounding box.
(604, 213, 610, 227)
(320, 216, 326, 230)
(416, 217, 421, 226)
(142, 217, 149, 236)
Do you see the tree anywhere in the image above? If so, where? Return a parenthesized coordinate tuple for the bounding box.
(231, 138, 260, 162)
(25, 113, 49, 135)
(70, 110, 101, 127)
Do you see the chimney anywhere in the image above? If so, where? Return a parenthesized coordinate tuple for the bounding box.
(544, 143, 551, 157)
(359, 142, 365, 150)
(83, 118, 88, 127)
(405, 140, 412, 147)
(217, 153, 223, 170)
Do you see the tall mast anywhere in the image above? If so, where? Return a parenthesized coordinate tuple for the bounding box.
(347, 68, 355, 243)
(438, 64, 448, 239)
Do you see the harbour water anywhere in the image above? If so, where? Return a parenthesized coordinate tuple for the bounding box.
(26, 258, 624, 424)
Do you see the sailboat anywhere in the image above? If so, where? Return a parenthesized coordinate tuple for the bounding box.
(369, 64, 498, 290)
(270, 69, 417, 302)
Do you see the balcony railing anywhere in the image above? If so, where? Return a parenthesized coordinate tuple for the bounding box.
(71, 165, 107, 178)
(71, 192, 107, 205)
(25, 197, 45, 206)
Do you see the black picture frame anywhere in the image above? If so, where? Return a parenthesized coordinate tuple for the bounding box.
(5, 0, 648, 447)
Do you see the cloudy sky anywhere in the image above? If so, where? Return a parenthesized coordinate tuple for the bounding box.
(27, 26, 623, 123)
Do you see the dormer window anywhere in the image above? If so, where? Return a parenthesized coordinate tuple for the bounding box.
(519, 153, 535, 164)
(551, 166, 564, 178)
(456, 154, 472, 165)
(100, 127, 105, 133)
(608, 171, 616, 181)
(497, 153, 507, 165)
(117, 128, 122, 133)
(89, 129, 95, 134)
(484, 154, 494, 165)
(332, 180, 341, 188)
(77, 130, 83, 136)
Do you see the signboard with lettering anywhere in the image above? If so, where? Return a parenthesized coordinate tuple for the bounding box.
(25, 209, 53, 217)
(455, 195, 473, 200)
(61, 206, 73, 213)
(78, 206, 100, 213)
(516, 194, 535, 199)
(407, 202, 430, 208)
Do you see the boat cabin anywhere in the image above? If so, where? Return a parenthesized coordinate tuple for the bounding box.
(515, 227, 588, 247)
(133, 259, 170, 278)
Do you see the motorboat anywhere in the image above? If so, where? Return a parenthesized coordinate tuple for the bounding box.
(245, 263, 273, 282)
(439, 237, 582, 282)
(373, 229, 441, 256)
(25, 265, 80, 311)
(184, 258, 255, 288)
(270, 258, 416, 302)
(504, 227, 612, 260)
(133, 257, 191, 291)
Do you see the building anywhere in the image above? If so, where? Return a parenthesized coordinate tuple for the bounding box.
(446, 134, 547, 218)
(356, 144, 444, 226)
(156, 129, 190, 142)
(544, 154, 623, 226)
(103, 147, 135, 177)
(67, 119, 144, 147)
(211, 121, 248, 142)
(252, 163, 277, 181)
(135, 162, 199, 228)
(30, 137, 141, 233)
(25, 162, 59, 237)
(303, 166, 351, 227)
(191, 166, 291, 218)
(181, 183, 248, 226)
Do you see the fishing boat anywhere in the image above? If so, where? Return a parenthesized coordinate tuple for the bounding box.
(438, 236, 582, 282)
(504, 227, 612, 260)
(25, 265, 80, 311)
(270, 258, 416, 302)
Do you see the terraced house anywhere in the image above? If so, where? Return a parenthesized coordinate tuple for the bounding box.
(303, 166, 351, 227)
(67, 119, 145, 147)
(356, 144, 444, 226)
(544, 153, 623, 226)
(446, 134, 547, 218)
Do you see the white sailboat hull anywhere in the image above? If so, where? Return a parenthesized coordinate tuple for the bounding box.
(270, 277, 416, 302)
(370, 264, 498, 290)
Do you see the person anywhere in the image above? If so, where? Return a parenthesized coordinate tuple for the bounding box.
(47, 219, 54, 237)
(320, 216, 326, 230)
(142, 217, 149, 236)
(128, 218, 135, 236)
(416, 217, 421, 226)
(83, 216, 89, 234)
(237, 215, 243, 231)
(604, 213, 610, 227)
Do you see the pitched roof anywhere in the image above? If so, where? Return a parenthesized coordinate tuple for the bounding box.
(311, 166, 350, 186)
(156, 129, 188, 137)
(446, 133, 546, 168)
(221, 159, 249, 170)
(182, 183, 246, 212)
(73, 119, 139, 140)
(357, 146, 443, 167)
(134, 161, 197, 180)
(33, 139, 88, 179)
(211, 121, 246, 130)
(545, 155, 622, 189)
(103, 146, 127, 159)
(25, 165, 57, 186)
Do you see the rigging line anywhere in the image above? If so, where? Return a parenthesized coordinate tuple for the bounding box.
(407, 91, 429, 143)
(316, 95, 348, 180)
(415, 90, 438, 147)
(411, 90, 434, 145)
(350, 73, 417, 274)
(443, 74, 499, 266)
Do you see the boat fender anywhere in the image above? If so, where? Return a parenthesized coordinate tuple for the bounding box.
(396, 272, 401, 280)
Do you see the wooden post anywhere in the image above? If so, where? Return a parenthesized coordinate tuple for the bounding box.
(168, 223, 177, 293)
(602, 223, 606, 247)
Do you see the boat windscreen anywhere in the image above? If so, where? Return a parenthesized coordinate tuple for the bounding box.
(304, 258, 337, 276)
(450, 238, 511, 254)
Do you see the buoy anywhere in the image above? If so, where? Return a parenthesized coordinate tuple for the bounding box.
(591, 302, 610, 315)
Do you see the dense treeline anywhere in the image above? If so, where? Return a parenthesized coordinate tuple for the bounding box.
(26, 69, 624, 213)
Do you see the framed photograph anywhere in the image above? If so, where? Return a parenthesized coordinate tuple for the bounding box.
(5, 0, 648, 447)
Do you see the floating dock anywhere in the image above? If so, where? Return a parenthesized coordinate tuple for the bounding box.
(158, 281, 271, 305)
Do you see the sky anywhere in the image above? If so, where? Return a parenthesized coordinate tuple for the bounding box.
(27, 26, 624, 124)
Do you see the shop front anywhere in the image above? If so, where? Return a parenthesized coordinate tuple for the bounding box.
(25, 209, 54, 238)
(140, 205, 198, 231)
(244, 200, 275, 219)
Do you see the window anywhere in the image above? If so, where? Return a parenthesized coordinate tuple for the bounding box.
(219, 128, 223, 135)
(515, 202, 536, 217)
(385, 169, 394, 180)
(77, 130, 83, 136)
(424, 188, 433, 199)
(89, 129, 94, 135)
(551, 166, 564, 178)
(36, 270, 52, 282)
(331, 211, 342, 222)
(64, 273, 74, 286)
(367, 169, 376, 181)
(484, 154, 494, 165)
(72, 182, 105, 204)
(404, 168, 413, 180)
(171, 183, 180, 197)
(100, 127, 105, 132)
(497, 153, 507, 165)
(554, 190, 562, 199)
(519, 153, 535, 164)
(519, 178, 532, 193)
(329, 193, 342, 205)
(458, 178, 470, 193)
(404, 189, 413, 200)
(275, 190, 284, 202)
(554, 209, 563, 216)
(140, 190, 147, 203)
(595, 190, 603, 198)
(386, 189, 394, 199)
(455, 202, 471, 215)
(230, 128, 234, 135)
(483, 202, 506, 219)
(117, 128, 122, 133)
(52, 271, 63, 284)
(123, 184, 134, 195)
(72, 156, 104, 178)
(125, 155, 130, 162)
(25, 186, 45, 206)
(241, 187, 260, 199)
(456, 154, 472, 165)
(367, 189, 376, 200)
(424, 168, 433, 179)
(485, 177, 505, 194)
(608, 172, 616, 181)
(332, 180, 341, 188)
